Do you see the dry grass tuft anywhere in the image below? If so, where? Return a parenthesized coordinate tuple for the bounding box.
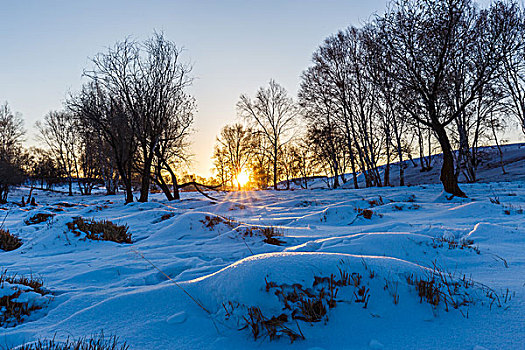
(431, 236, 480, 254)
(0, 269, 49, 327)
(407, 262, 474, 312)
(367, 196, 384, 207)
(16, 332, 128, 350)
(259, 227, 285, 246)
(0, 228, 22, 251)
(159, 213, 175, 221)
(201, 215, 286, 246)
(242, 306, 304, 343)
(356, 208, 374, 219)
(239, 267, 373, 342)
(25, 213, 55, 225)
(67, 217, 132, 244)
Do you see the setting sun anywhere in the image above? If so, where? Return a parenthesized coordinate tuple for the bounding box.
(236, 169, 250, 187)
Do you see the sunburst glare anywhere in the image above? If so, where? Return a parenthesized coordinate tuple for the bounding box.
(236, 169, 251, 188)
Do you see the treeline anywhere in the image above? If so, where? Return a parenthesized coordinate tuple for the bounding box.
(1, 33, 196, 204)
(213, 0, 525, 196)
(2, 0, 525, 204)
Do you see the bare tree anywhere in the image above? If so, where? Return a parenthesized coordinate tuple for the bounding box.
(69, 82, 136, 203)
(300, 28, 385, 189)
(84, 32, 193, 202)
(379, 0, 515, 196)
(299, 63, 346, 188)
(36, 111, 80, 196)
(0, 103, 25, 203)
(151, 92, 195, 200)
(237, 80, 297, 190)
(27, 147, 63, 190)
(363, 25, 410, 186)
(499, 2, 525, 136)
(213, 123, 254, 190)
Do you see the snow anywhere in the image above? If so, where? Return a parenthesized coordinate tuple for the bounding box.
(0, 178, 524, 349)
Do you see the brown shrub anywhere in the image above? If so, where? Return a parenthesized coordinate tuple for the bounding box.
(67, 217, 132, 244)
(160, 213, 175, 221)
(25, 213, 55, 225)
(0, 270, 49, 327)
(242, 306, 303, 343)
(356, 208, 374, 219)
(260, 227, 285, 246)
(202, 216, 286, 246)
(0, 228, 22, 251)
(201, 215, 236, 230)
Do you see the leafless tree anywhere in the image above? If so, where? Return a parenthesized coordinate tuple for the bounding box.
(213, 123, 254, 190)
(69, 82, 136, 203)
(0, 102, 25, 203)
(151, 92, 195, 200)
(499, 2, 525, 136)
(300, 28, 385, 189)
(237, 80, 298, 190)
(27, 147, 63, 190)
(378, 0, 515, 196)
(299, 63, 346, 188)
(84, 32, 193, 202)
(36, 111, 80, 196)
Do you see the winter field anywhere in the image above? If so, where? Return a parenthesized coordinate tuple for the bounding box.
(0, 145, 524, 349)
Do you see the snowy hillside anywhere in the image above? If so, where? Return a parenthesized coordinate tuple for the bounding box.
(289, 142, 525, 189)
(0, 181, 524, 349)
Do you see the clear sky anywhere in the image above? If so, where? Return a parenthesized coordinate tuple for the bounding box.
(0, 0, 389, 177)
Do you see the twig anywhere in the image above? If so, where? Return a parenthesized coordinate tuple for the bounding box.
(241, 237, 255, 255)
(0, 212, 8, 229)
(131, 248, 211, 314)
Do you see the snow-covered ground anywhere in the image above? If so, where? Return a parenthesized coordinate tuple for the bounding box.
(0, 180, 524, 349)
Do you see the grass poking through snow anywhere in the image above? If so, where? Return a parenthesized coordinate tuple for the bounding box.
(67, 217, 132, 244)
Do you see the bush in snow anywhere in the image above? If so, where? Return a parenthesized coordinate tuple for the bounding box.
(232, 269, 371, 343)
(0, 269, 50, 327)
(25, 213, 55, 225)
(67, 217, 132, 244)
(201, 215, 286, 246)
(0, 228, 22, 251)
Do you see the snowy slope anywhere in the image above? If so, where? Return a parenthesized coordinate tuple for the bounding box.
(0, 181, 524, 349)
(288, 142, 525, 189)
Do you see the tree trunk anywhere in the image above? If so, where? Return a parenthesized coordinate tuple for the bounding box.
(172, 175, 180, 200)
(161, 160, 180, 200)
(139, 156, 153, 202)
(155, 165, 174, 201)
(434, 125, 466, 197)
(125, 163, 134, 204)
(273, 146, 278, 190)
(332, 156, 340, 189)
(68, 177, 73, 196)
(395, 139, 405, 186)
(124, 183, 133, 203)
(349, 148, 358, 189)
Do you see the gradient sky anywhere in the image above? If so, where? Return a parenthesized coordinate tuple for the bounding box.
(0, 0, 388, 176)
(3, 0, 512, 178)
